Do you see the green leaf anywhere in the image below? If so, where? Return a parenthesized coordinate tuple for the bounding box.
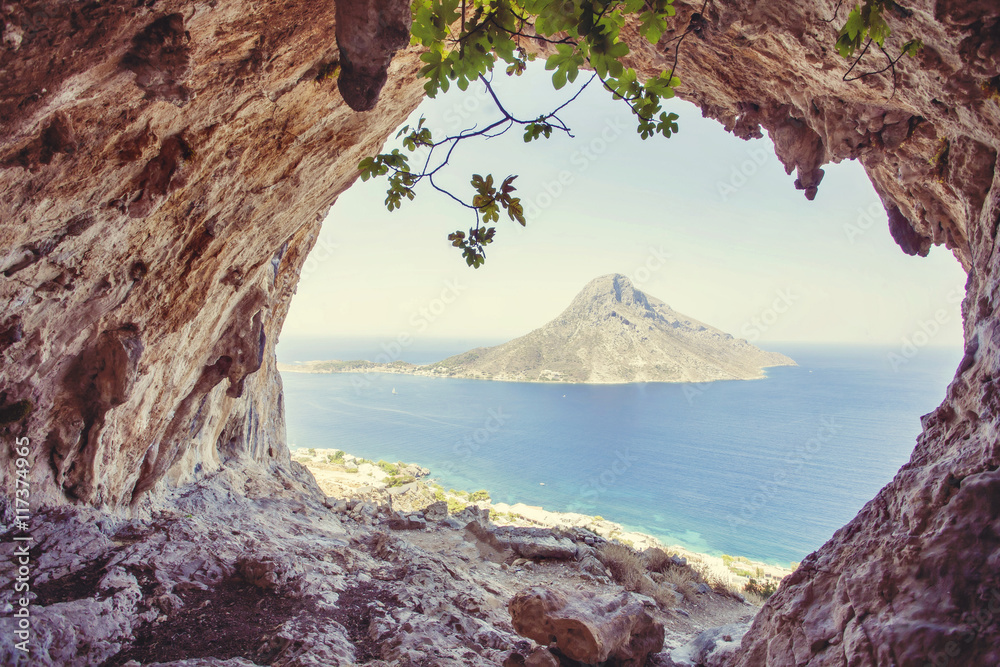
(639, 11, 668, 44)
(358, 156, 376, 181)
(656, 111, 680, 138)
(419, 48, 453, 97)
(644, 71, 677, 98)
(842, 6, 865, 41)
(902, 38, 923, 58)
(545, 44, 583, 90)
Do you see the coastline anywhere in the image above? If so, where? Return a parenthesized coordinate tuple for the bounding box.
(292, 446, 795, 590)
(278, 360, 794, 384)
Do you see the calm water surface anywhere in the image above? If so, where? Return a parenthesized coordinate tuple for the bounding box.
(278, 340, 960, 565)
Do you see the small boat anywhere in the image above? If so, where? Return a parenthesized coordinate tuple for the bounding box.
(391, 387, 397, 395)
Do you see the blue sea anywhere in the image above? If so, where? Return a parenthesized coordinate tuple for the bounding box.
(277, 338, 961, 566)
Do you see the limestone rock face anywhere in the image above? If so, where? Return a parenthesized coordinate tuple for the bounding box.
(429, 273, 796, 383)
(620, 3, 1000, 665)
(1, 1, 1000, 666)
(0, 0, 425, 508)
(509, 586, 666, 666)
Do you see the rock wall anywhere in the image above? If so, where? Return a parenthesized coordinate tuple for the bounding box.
(2, 0, 999, 664)
(623, 2, 999, 664)
(0, 0, 425, 508)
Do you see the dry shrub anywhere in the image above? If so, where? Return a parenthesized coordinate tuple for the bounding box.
(596, 543, 644, 591)
(640, 547, 673, 573)
(703, 571, 746, 600)
(664, 565, 701, 603)
(744, 577, 779, 600)
(638, 577, 681, 609)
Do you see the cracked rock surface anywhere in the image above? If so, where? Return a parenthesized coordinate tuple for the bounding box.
(0, 461, 753, 665)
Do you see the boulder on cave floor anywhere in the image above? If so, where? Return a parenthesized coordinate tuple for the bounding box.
(659, 622, 750, 667)
(509, 586, 665, 666)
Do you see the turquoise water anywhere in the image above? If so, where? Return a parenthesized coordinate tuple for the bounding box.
(279, 342, 961, 565)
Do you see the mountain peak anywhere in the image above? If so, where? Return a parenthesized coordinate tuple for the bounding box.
(430, 275, 797, 384)
(570, 273, 653, 311)
(582, 273, 633, 294)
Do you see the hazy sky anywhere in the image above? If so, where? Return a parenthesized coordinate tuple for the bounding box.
(282, 64, 966, 349)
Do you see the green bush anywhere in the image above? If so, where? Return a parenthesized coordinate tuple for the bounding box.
(385, 475, 417, 488)
(593, 515, 605, 522)
(721, 554, 734, 567)
(447, 498, 468, 514)
(376, 460, 400, 475)
(469, 489, 490, 502)
(307, 448, 316, 456)
(433, 488, 447, 501)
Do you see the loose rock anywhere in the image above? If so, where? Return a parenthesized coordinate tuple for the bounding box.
(509, 587, 665, 666)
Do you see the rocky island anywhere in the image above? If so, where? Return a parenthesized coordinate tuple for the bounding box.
(281, 274, 796, 384)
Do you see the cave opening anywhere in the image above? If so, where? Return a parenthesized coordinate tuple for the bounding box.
(277, 62, 968, 571)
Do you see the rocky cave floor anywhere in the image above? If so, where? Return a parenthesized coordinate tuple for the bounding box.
(0, 459, 757, 666)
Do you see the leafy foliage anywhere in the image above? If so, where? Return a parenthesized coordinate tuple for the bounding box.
(360, 0, 689, 267)
(834, 1, 922, 91)
(375, 460, 401, 475)
(447, 497, 468, 513)
(385, 474, 418, 487)
(836, 0, 891, 59)
(357, 0, 923, 266)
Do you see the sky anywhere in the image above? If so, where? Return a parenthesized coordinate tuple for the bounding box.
(281, 63, 967, 351)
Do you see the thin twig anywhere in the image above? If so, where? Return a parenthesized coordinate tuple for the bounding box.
(821, 0, 845, 24)
(844, 41, 905, 100)
(667, 0, 711, 86)
(842, 37, 873, 81)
